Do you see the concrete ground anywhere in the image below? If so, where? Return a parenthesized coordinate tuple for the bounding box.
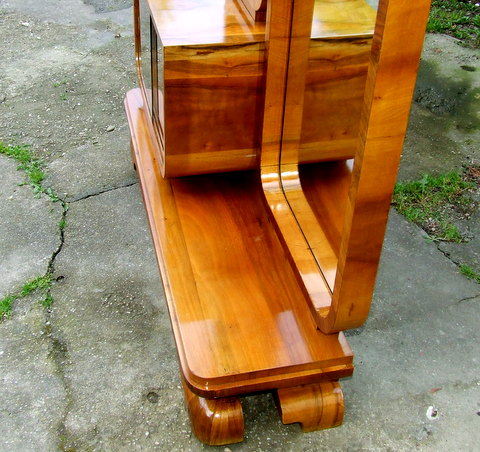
(0, 1, 479, 451)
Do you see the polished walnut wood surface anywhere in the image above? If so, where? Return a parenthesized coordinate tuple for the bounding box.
(311, 0, 374, 37)
(136, 0, 375, 176)
(259, 0, 431, 333)
(300, 37, 372, 164)
(126, 88, 354, 399)
(162, 41, 265, 177)
(148, 0, 265, 46)
(238, 0, 267, 22)
(276, 380, 344, 432)
(126, 0, 431, 444)
(318, 0, 432, 332)
(182, 377, 244, 445)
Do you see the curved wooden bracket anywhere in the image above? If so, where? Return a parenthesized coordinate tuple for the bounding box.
(260, 0, 432, 334)
(276, 381, 344, 432)
(182, 378, 244, 446)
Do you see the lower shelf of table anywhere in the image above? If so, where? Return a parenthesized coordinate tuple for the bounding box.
(125, 88, 354, 399)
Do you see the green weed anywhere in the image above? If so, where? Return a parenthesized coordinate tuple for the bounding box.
(52, 80, 67, 88)
(428, 0, 480, 47)
(460, 264, 480, 283)
(1, 274, 54, 319)
(0, 142, 46, 195)
(393, 172, 475, 242)
(0, 295, 17, 319)
(20, 274, 53, 297)
(58, 217, 67, 231)
(1, 142, 69, 318)
(41, 293, 54, 308)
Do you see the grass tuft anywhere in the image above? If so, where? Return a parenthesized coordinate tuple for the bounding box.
(1, 275, 54, 319)
(0, 295, 17, 319)
(428, 0, 480, 48)
(20, 274, 53, 297)
(460, 264, 480, 283)
(393, 171, 475, 242)
(0, 142, 46, 195)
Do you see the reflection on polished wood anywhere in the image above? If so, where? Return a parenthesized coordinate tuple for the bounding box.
(276, 381, 344, 432)
(126, 88, 354, 397)
(126, 0, 430, 445)
(138, 0, 374, 177)
(238, 0, 267, 22)
(182, 377, 244, 446)
(260, 0, 431, 333)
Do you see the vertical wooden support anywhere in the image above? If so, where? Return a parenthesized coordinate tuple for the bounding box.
(260, 0, 432, 333)
(260, 0, 333, 310)
(318, 0, 432, 332)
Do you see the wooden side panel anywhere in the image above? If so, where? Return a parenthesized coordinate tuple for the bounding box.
(163, 42, 265, 176)
(300, 37, 372, 163)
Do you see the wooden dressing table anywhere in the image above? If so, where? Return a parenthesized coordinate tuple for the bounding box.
(125, 0, 431, 445)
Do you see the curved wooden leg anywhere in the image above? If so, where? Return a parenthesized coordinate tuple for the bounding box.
(276, 381, 344, 432)
(181, 379, 244, 445)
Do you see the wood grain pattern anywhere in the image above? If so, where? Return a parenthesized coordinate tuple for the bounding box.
(126, 0, 431, 443)
(182, 377, 244, 446)
(125, 88, 354, 400)
(317, 0, 432, 332)
(311, 0, 375, 37)
(134, 0, 375, 176)
(300, 36, 372, 164)
(162, 41, 265, 177)
(276, 381, 344, 432)
(259, 0, 430, 333)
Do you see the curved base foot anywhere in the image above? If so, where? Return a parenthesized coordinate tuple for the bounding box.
(182, 379, 244, 445)
(276, 381, 344, 432)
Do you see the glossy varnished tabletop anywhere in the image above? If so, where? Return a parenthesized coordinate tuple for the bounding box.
(125, 88, 354, 398)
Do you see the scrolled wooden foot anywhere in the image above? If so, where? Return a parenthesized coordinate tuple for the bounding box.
(182, 379, 244, 445)
(276, 381, 344, 432)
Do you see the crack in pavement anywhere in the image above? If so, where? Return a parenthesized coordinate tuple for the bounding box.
(42, 201, 74, 450)
(68, 180, 138, 203)
(457, 294, 480, 303)
(39, 179, 139, 448)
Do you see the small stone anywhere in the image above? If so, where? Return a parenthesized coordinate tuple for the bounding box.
(426, 405, 439, 420)
(20, 22, 30, 27)
(106, 125, 115, 132)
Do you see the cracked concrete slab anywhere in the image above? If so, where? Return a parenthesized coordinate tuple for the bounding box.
(0, 304, 66, 452)
(400, 35, 480, 182)
(44, 125, 137, 202)
(0, 155, 62, 298)
(48, 186, 188, 451)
